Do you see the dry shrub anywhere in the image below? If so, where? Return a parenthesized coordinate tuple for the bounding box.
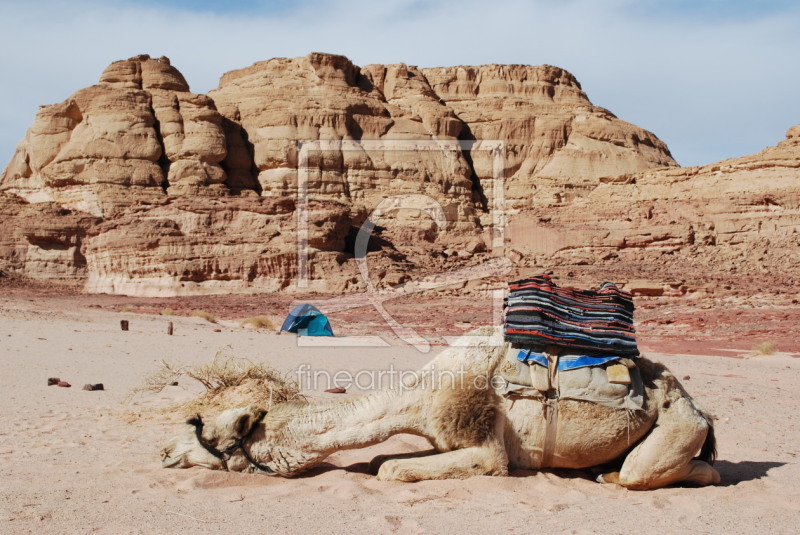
(750, 341, 777, 356)
(191, 309, 217, 323)
(160, 308, 175, 316)
(120, 304, 136, 313)
(241, 315, 275, 330)
(134, 348, 302, 416)
(134, 361, 183, 396)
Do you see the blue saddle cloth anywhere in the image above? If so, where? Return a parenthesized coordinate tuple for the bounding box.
(516, 349, 622, 371)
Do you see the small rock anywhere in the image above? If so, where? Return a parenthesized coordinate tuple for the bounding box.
(47, 377, 61, 386)
(507, 249, 524, 264)
(324, 387, 347, 394)
(214, 329, 222, 333)
(465, 239, 486, 254)
(82, 383, 105, 391)
(57, 381, 71, 388)
(683, 375, 690, 380)
(170, 381, 179, 386)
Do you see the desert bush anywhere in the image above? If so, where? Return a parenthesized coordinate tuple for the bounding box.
(120, 304, 136, 313)
(241, 315, 276, 330)
(191, 309, 217, 323)
(133, 348, 302, 415)
(750, 341, 777, 356)
(160, 308, 175, 316)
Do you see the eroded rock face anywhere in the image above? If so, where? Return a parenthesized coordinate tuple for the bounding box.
(507, 125, 800, 287)
(0, 193, 98, 283)
(1, 55, 228, 217)
(209, 54, 479, 229)
(1, 53, 796, 296)
(82, 197, 355, 296)
(421, 64, 678, 212)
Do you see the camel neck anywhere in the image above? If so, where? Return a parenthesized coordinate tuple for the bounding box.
(256, 388, 423, 475)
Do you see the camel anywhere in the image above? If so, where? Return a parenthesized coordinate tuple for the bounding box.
(161, 327, 720, 490)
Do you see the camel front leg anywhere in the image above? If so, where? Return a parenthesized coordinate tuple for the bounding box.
(376, 443, 508, 481)
(369, 449, 438, 475)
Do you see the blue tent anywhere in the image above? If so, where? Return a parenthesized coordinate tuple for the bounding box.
(280, 304, 334, 336)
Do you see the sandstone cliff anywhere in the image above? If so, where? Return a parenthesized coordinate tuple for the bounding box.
(1, 55, 228, 217)
(420, 64, 676, 211)
(1, 53, 796, 296)
(507, 125, 800, 294)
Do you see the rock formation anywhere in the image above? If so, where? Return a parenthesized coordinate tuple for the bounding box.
(1, 55, 228, 217)
(1, 53, 797, 296)
(420, 64, 676, 211)
(507, 125, 800, 294)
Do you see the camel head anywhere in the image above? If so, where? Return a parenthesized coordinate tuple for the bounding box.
(161, 405, 272, 473)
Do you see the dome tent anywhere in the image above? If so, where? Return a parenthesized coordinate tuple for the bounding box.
(280, 304, 334, 337)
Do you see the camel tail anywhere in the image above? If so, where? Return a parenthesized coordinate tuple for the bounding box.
(695, 410, 717, 465)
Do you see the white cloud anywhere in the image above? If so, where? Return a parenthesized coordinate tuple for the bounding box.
(1, 0, 798, 168)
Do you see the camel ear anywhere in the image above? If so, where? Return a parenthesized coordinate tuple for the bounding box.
(187, 415, 203, 428)
(233, 413, 255, 438)
(233, 407, 266, 438)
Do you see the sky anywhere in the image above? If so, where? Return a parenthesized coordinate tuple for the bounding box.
(0, 0, 798, 168)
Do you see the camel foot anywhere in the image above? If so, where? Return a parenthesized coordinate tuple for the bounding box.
(377, 459, 420, 482)
(596, 471, 622, 485)
(376, 446, 508, 482)
(369, 450, 437, 475)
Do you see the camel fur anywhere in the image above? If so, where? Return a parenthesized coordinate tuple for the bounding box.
(161, 327, 720, 490)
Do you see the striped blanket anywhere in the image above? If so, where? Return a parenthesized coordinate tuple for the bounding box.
(504, 274, 639, 357)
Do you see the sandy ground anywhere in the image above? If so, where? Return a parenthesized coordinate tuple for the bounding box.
(1, 293, 799, 534)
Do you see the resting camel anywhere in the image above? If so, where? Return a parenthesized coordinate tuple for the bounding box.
(161, 327, 720, 490)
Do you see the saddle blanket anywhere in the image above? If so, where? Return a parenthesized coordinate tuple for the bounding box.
(515, 348, 623, 371)
(504, 274, 639, 357)
(498, 345, 644, 411)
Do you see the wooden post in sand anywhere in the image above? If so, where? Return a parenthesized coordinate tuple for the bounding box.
(120, 320, 129, 331)
(167, 322, 174, 336)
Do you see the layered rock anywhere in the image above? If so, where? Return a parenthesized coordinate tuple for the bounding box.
(0, 193, 98, 283)
(421, 64, 678, 212)
(82, 197, 355, 296)
(3, 52, 795, 297)
(1, 55, 228, 216)
(507, 125, 800, 292)
(209, 54, 479, 234)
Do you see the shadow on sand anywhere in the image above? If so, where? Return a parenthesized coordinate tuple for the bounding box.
(290, 459, 787, 486)
(715, 460, 786, 486)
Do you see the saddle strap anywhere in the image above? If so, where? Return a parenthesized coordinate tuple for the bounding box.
(540, 347, 560, 468)
(541, 399, 558, 468)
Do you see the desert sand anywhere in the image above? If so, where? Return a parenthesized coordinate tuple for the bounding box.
(1, 291, 799, 535)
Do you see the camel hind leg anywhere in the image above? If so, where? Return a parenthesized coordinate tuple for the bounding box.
(599, 396, 720, 490)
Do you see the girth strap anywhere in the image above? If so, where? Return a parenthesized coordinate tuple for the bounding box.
(539, 347, 560, 468)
